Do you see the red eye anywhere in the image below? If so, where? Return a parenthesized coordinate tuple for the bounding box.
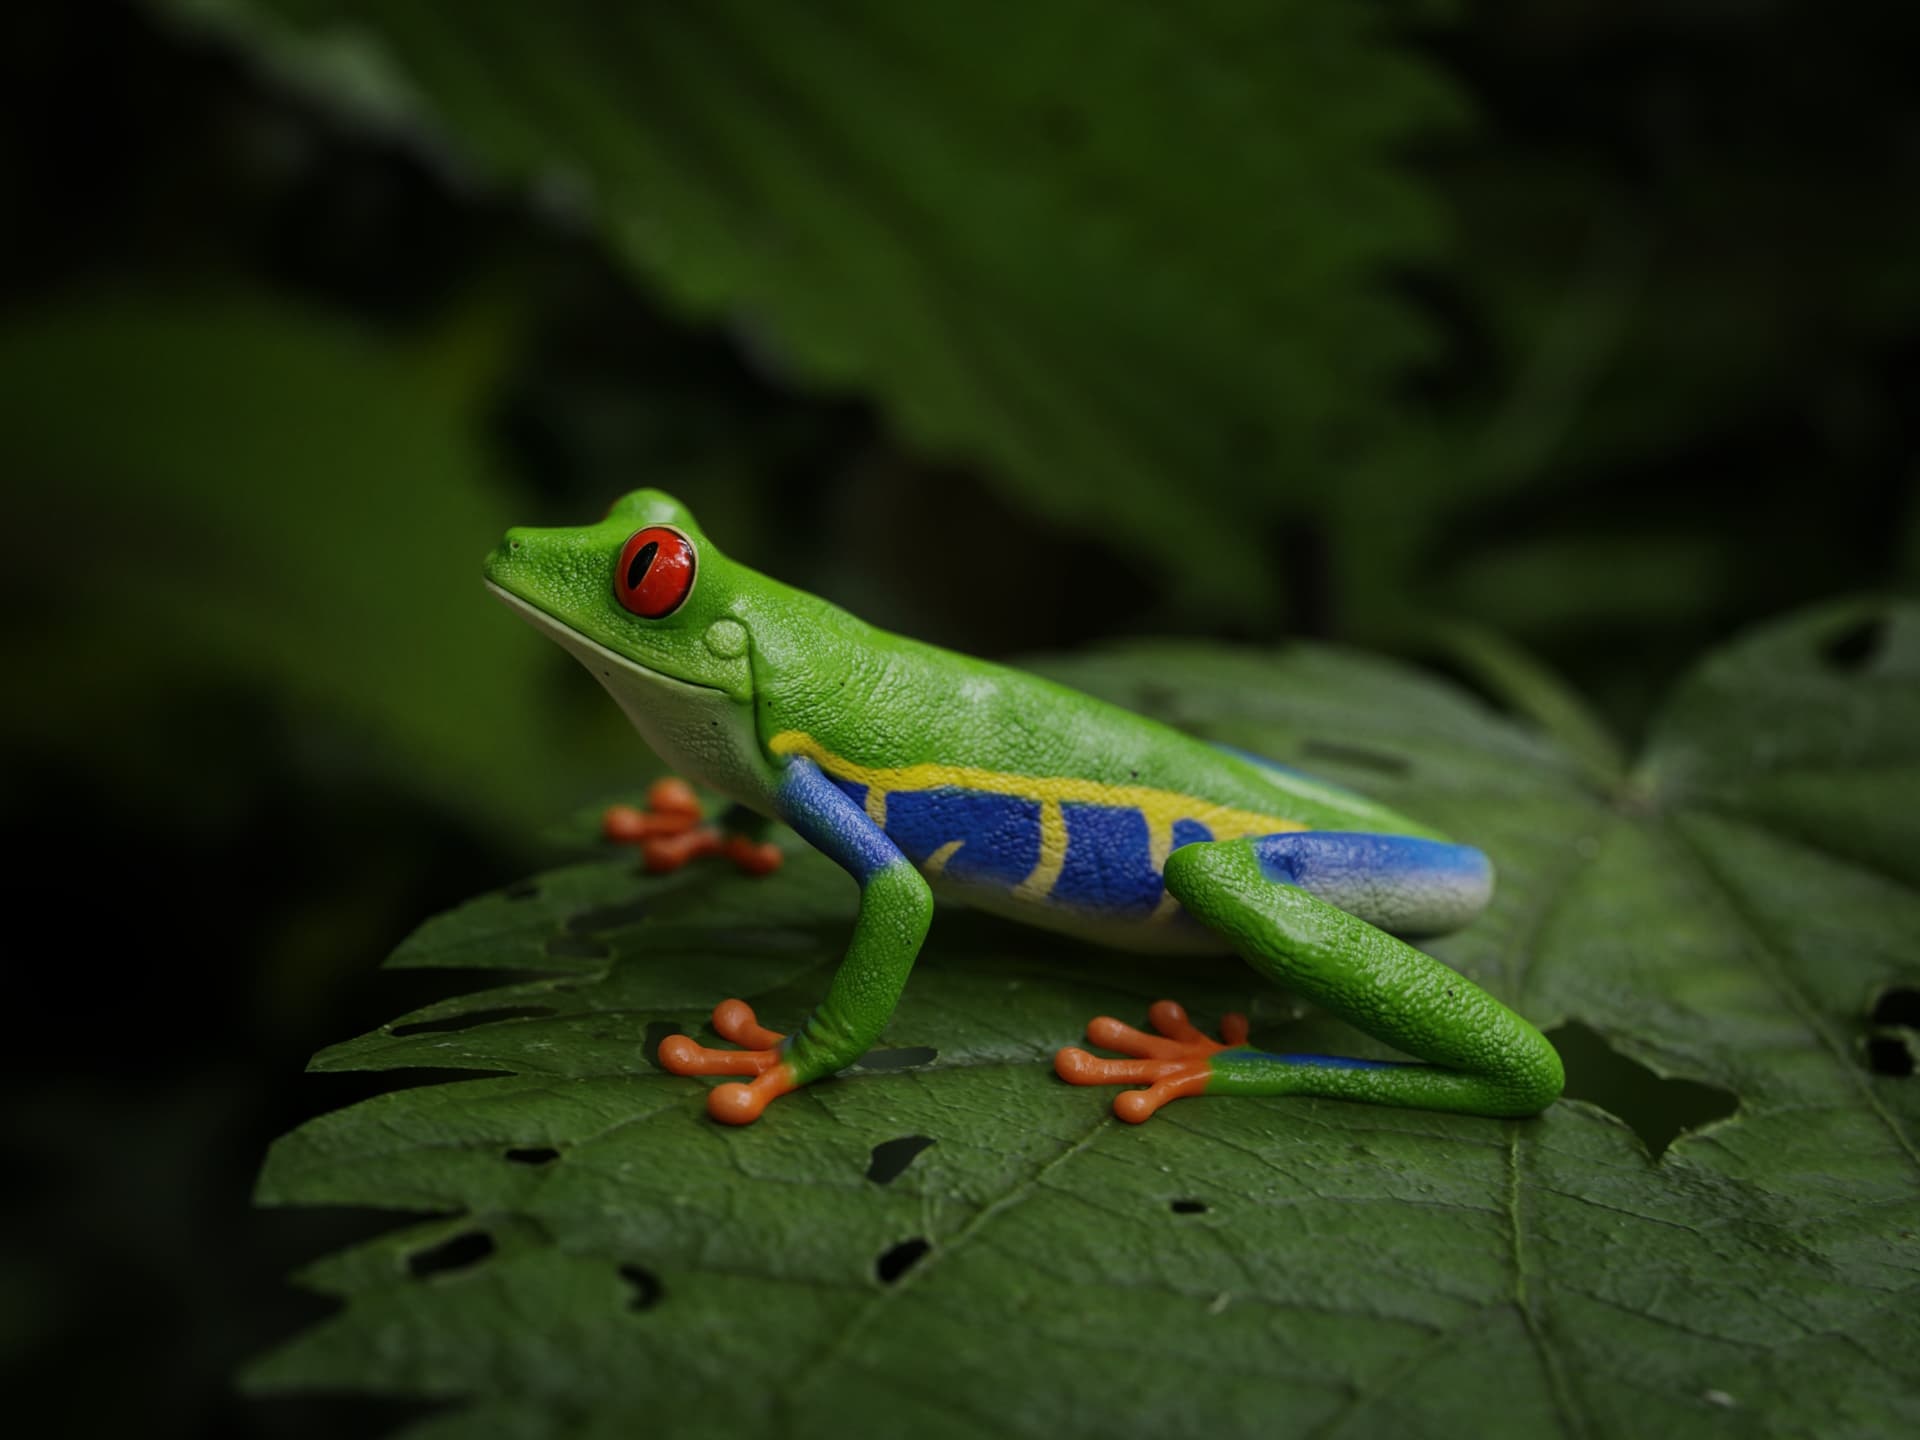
(614, 526, 696, 618)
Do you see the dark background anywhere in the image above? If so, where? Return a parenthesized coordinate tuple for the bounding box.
(2, 3, 1914, 1436)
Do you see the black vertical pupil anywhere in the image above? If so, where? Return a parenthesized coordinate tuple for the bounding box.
(625, 539, 660, 591)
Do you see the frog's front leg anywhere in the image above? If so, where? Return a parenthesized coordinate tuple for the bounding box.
(658, 757, 933, 1124)
(1057, 834, 1563, 1122)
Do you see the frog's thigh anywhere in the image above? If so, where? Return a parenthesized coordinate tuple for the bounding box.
(1247, 831, 1493, 936)
(1163, 837, 1561, 1116)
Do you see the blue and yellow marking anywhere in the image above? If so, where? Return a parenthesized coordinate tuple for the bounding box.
(770, 731, 1304, 920)
(776, 757, 902, 885)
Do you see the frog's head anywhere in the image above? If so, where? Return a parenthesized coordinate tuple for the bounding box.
(483, 489, 755, 702)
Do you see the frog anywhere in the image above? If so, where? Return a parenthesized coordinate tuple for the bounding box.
(484, 489, 1564, 1127)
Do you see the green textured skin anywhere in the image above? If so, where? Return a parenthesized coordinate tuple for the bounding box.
(483, 489, 1564, 1118)
(1166, 841, 1563, 1114)
(781, 860, 933, 1089)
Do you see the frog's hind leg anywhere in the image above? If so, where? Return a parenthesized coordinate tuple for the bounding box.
(1056, 835, 1561, 1122)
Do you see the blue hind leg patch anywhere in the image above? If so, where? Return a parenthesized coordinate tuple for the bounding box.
(1250, 831, 1493, 937)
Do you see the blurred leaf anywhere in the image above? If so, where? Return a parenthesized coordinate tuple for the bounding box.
(1403, 9, 1920, 652)
(251, 601, 1917, 1436)
(1434, 532, 1736, 635)
(1422, 619, 1625, 786)
(157, 0, 1466, 615)
(0, 290, 632, 829)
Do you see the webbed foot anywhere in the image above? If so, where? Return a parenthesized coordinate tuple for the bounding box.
(603, 779, 782, 876)
(1055, 1000, 1249, 1123)
(658, 999, 798, 1124)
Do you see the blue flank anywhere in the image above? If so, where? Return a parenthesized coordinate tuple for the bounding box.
(1171, 817, 1213, 849)
(1055, 803, 1164, 916)
(887, 790, 1039, 885)
(778, 758, 904, 884)
(828, 776, 869, 811)
(805, 767, 1488, 933)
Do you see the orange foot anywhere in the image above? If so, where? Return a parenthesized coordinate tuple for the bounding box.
(603, 779, 782, 877)
(658, 999, 798, 1125)
(1055, 1000, 1248, 1123)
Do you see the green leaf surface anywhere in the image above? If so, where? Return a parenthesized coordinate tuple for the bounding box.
(155, 0, 1462, 612)
(253, 602, 1919, 1437)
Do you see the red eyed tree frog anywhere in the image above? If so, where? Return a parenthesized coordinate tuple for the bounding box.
(484, 491, 1564, 1127)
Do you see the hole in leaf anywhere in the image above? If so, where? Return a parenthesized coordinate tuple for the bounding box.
(1871, 986, 1920, 1028)
(1867, 1035, 1915, 1078)
(642, 1020, 683, 1069)
(408, 1230, 494, 1279)
(856, 1046, 938, 1072)
(504, 1146, 559, 1166)
(1821, 616, 1887, 672)
(503, 879, 540, 901)
(544, 935, 611, 960)
(1299, 740, 1411, 777)
(619, 1263, 662, 1311)
(568, 896, 650, 934)
(390, 1005, 556, 1037)
(876, 1238, 931, 1284)
(1170, 1198, 1208, 1215)
(1546, 1022, 1737, 1160)
(866, 1136, 936, 1185)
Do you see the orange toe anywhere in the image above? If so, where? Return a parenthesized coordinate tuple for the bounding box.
(706, 1067, 797, 1125)
(1148, 999, 1207, 1044)
(661, 1000, 800, 1123)
(604, 781, 778, 877)
(1112, 1070, 1212, 1123)
(721, 834, 784, 876)
(1054, 1046, 1101, 1083)
(645, 777, 702, 821)
(712, 998, 786, 1050)
(657, 1033, 780, 1076)
(1085, 1015, 1182, 1059)
(1113, 1088, 1157, 1124)
(1056, 999, 1244, 1122)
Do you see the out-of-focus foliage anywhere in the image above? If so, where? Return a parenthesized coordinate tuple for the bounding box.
(159, 0, 1464, 616)
(3, 2, 1916, 1437)
(0, 291, 641, 829)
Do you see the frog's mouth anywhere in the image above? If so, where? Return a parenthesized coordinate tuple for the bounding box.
(484, 581, 725, 698)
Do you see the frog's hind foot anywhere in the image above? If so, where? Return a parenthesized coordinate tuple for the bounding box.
(603, 779, 782, 877)
(1054, 1000, 1248, 1123)
(658, 999, 798, 1125)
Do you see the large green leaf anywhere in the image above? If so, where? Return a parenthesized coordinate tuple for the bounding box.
(155, 0, 1462, 613)
(252, 601, 1919, 1437)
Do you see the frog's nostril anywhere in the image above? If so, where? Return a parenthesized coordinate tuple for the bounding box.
(510, 539, 522, 552)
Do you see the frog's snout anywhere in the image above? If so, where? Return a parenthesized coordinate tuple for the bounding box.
(483, 528, 534, 585)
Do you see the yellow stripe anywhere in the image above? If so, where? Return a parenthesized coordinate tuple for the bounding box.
(770, 730, 1305, 899)
(1014, 799, 1068, 900)
(922, 838, 964, 878)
